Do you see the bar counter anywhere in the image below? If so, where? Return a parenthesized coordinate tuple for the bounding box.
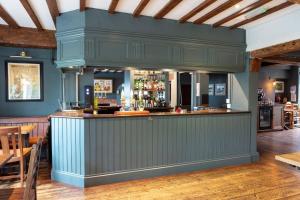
(51, 109, 255, 187)
(51, 109, 250, 118)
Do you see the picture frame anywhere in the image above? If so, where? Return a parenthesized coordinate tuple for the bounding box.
(5, 61, 44, 102)
(274, 81, 284, 93)
(94, 79, 113, 94)
(215, 83, 226, 96)
(208, 84, 214, 96)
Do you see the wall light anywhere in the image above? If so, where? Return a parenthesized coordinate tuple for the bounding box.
(9, 50, 32, 59)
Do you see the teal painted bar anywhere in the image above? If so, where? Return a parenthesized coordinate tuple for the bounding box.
(55, 9, 246, 72)
(51, 112, 256, 187)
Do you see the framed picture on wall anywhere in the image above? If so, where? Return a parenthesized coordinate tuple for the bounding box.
(215, 83, 226, 96)
(94, 79, 113, 94)
(5, 61, 43, 101)
(208, 84, 214, 96)
(274, 81, 284, 93)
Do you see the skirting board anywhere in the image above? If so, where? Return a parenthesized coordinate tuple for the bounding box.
(52, 154, 253, 188)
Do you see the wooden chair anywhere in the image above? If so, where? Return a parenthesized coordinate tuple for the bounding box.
(23, 137, 42, 200)
(0, 138, 43, 200)
(0, 117, 50, 160)
(0, 126, 32, 183)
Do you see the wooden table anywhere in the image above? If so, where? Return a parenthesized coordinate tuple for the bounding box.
(1, 125, 35, 145)
(0, 125, 35, 135)
(20, 125, 36, 134)
(275, 152, 300, 168)
(0, 154, 13, 168)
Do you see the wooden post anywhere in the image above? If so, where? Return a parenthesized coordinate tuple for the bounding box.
(250, 58, 261, 72)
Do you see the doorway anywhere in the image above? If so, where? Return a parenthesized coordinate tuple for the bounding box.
(178, 72, 192, 110)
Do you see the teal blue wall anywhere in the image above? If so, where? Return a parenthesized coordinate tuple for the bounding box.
(0, 46, 61, 117)
(258, 66, 299, 103)
(63, 70, 124, 105)
(94, 72, 124, 103)
(209, 74, 228, 108)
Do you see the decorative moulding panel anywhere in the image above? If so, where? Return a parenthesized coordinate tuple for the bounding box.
(56, 10, 246, 71)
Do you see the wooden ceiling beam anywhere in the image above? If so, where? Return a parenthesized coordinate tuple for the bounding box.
(213, 0, 272, 27)
(194, 0, 242, 24)
(154, 0, 183, 19)
(80, 0, 86, 11)
(0, 5, 19, 28)
(133, 0, 150, 17)
(263, 59, 300, 66)
(20, 0, 43, 30)
(288, 0, 300, 4)
(251, 39, 300, 58)
(262, 63, 293, 68)
(263, 56, 300, 65)
(230, 1, 293, 29)
(0, 25, 56, 49)
(108, 0, 119, 14)
(46, 0, 60, 23)
(179, 0, 216, 23)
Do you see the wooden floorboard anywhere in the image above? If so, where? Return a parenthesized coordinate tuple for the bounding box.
(2, 129, 300, 199)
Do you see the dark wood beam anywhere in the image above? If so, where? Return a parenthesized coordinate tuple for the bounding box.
(262, 63, 292, 68)
(46, 0, 60, 23)
(251, 39, 300, 58)
(0, 25, 56, 49)
(80, 0, 86, 11)
(179, 0, 216, 23)
(154, 0, 183, 19)
(263, 59, 300, 66)
(288, 0, 300, 4)
(133, 0, 150, 17)
(250, 58, 261, 72)
(230, 1, 293, 29)
(263, 56, 300, 65)
(20, 0, 43, 29)
(108, 0, 119, 14)
(194, 0, 242, 24)
(213, 0, 272, 27)
(0, 5, 19, 28)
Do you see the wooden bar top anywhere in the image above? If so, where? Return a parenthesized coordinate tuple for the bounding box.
(50, 109, 250, 119)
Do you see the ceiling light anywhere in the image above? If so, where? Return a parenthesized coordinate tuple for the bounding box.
(234, 4, 240, 9)
(109, 70, 116, 73)
(245, 7, 267, 19)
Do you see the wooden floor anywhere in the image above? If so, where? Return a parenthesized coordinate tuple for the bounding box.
(3, 129, 300, 199)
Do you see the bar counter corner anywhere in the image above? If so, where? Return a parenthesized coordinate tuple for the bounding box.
(50, 109, 256, 187)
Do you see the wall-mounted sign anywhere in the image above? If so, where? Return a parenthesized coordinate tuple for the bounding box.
(5, 61, 43, 101)
(215, 83, 226, 96)
(94, 79, 113, 94)
(291, 85, 297, 102)
(274, 81, 284, 93)
(208, 84, 214, 96)
(196, 82, 200, 97)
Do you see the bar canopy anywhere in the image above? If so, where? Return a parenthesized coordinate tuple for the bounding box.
(55, 9, 246, 72)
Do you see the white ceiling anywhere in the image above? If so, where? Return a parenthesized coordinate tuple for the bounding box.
(0, 0, 298, 31)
